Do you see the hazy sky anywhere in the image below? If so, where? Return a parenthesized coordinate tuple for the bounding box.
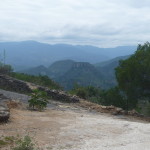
(0, 0, 150, 47)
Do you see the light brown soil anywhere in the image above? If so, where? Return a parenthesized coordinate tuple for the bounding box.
(0, 102, 150, 150)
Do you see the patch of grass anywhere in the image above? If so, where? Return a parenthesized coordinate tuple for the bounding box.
(0, 139, 8, 146)
(12, 135, 35, 150)
(0, 135, 37, 150)
(4, 136, 16, 143)
(0, 136, 16, 148)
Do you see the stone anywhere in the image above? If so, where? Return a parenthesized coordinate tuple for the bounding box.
(38, 87, 80, 103)
(0, 104, 10, 122)
(128, 109, 139, 116)
(0, 74, 32, 93)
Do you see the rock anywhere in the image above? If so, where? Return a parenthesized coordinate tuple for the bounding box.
(112, 108, 123, 115)
(0, 74, 32, 93)
(0, 104, 10, 122)
(116, 108, 123, 113)
(38, 87, 80, 103)
(128, 109, 139, 116)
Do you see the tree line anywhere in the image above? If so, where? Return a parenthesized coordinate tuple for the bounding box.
(70, 42, 150, 115)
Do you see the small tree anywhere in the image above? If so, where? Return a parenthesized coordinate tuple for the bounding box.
(28, 89, 49, 111)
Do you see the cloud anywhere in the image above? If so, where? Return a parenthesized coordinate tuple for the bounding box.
(0, 0, 150, 47)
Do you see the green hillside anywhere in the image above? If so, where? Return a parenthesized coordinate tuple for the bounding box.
(19, 56, 130, 90)
(56, 62, 104, 89)
(48, 60, 75, 79)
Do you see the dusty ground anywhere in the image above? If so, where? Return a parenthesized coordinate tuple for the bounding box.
(0, 89, 150, 150)
(0, 101, 150, 150)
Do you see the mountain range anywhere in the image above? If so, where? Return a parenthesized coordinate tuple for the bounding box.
(0, 41, 136, 70)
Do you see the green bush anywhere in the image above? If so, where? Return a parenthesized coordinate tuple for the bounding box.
(75, 88, 87, 99)
(28, 89, 49, 111)
(100, 87, 126, 109)
(70, 85, 127, 109)
(70, 85, 101, 99)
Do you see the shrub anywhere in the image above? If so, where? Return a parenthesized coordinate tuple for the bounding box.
(100, 87, 126, 109)
(28, 89, 49, 111)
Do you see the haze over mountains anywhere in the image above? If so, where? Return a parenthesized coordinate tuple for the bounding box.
(0, 41, 136, 71)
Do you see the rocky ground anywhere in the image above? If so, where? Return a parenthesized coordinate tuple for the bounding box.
(0, 89, 150, 150)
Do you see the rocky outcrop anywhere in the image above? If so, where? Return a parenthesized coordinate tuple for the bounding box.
(0, 74, 80, 103)
(0, 104, 10, 122)
(38, 87, 80, 103)
(0, 74, 32, 93)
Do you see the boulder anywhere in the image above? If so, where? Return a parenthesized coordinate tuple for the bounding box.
(0, 104, 10, 122)
(128, 109, 139, 116)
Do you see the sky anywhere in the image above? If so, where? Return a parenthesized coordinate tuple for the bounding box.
(0, 0, 150, 47)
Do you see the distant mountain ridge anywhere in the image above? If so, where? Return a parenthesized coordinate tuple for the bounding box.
(0, 41, 136, 70)
(94, 55, 130, 67)
(20, 60, 104, 89)
(20, 55, 130, 89)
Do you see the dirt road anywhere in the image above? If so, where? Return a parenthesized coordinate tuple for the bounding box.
(0, 102, 150, 150)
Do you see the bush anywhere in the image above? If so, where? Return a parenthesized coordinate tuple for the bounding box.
(100, 87, 126, 109)
(70, 85, 101, 99)
(28, 89, 49, 111)
(75, 88, 87, 99)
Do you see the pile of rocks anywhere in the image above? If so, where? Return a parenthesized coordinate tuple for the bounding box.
(38, 87, 80, 103)
(0, 74, 32, 93)
(0, 93, 10, 122)
(0, 74, 80, 103)
(0, 104, 10, 122)
(100, 105, 125, 115)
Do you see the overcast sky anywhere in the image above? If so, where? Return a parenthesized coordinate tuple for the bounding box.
(0, 0, 150, 47)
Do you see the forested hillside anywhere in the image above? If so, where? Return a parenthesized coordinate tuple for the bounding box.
(20, 56, 129, 89)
